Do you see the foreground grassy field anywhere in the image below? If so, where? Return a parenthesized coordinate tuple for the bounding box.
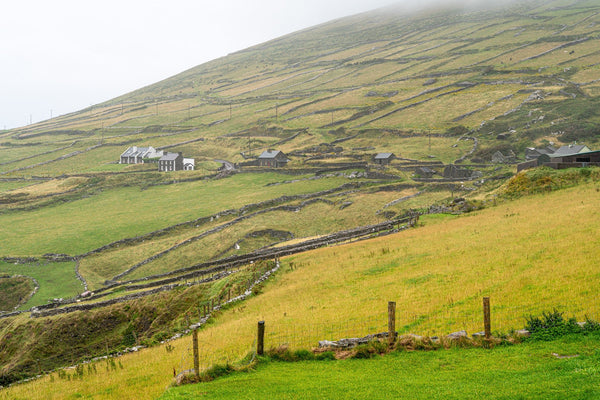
(161, 335, 600, 400)
(2, 176, 599, 399)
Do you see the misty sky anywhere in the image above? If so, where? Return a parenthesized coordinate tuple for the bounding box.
(0, 0, 467, 129)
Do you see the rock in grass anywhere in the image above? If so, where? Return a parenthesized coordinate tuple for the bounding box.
(446, 330, 468, 340)
(515, 329, 531, 337)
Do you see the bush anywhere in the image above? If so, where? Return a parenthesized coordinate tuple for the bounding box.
(352, 340, 388, 359)
(525, 309, 581, 341)
(315, 351, 335, 361)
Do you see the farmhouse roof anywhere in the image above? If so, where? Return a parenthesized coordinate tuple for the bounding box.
(375, 152, 395, 159)
(121, 146, 162, 159)
(258, 150, 285, 159)
(160, 152, 181, 161)
(552, 144, 591, 157)
(121, 146, 149, 157)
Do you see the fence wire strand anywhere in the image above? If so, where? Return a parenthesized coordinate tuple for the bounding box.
(183, 297, 600, 374)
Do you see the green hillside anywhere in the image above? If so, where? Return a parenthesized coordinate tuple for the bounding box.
(0, 0, 599, 396)
(2, 0, 599, 304)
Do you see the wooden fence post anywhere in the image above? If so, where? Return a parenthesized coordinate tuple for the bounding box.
(388, 301, 396, 346)
(257, 321, 265, 356)
(192, 328, 199, 379)
(483, 297, 491, 339)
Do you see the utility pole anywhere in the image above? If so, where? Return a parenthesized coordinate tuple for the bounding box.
(229, 104, 232, 120)
(275, 103, 278, 121)
(428, 130, 431, 152)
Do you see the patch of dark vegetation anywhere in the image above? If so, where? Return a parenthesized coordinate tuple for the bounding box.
(445, 125, 470, 136)
(502, 167, 600, 198)
(525, 309, 600, 341)
(0, 282, 251, 386)
(0, 276, 35, 311)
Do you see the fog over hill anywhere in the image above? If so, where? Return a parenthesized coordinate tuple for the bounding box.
(0, 0, 531, 130)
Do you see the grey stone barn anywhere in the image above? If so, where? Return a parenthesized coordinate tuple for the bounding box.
(374, 153, 396, 165)
(158, 152, 184, 172)
(258, 150, 289, 168)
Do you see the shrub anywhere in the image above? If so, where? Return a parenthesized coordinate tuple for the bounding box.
(525, 309, 581, 340)
(315, 351, 335, 361)
(352, 340, 388, 359)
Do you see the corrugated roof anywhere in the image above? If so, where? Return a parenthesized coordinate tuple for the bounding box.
(552, 144, 590, 157)
(121, 146, 150, 157)
(375, 153, 394, 159)
(258, 150, 282, 159)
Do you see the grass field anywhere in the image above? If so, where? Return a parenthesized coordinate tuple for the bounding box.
(1, 1, 600, 398)
(0, 261, 81, 309)
(2, 177, 600, 399)
(160, 335, 600, 400)
(0, 173, 353, 256)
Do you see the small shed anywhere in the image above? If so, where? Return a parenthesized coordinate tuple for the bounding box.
(258, 150, 289, 168)
(374, 153, 396, 166)
(183, 158, 195, 171)
(415, 166, 437, 178)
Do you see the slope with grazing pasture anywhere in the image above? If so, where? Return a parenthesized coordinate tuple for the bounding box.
(2, 0, 600, 310)
(2, 169, 599, 399)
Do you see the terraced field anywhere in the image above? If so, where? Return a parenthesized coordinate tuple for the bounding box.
(0, 0, 599, 395)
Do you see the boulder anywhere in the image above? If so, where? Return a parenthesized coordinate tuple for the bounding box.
(446, 330, 468, 340)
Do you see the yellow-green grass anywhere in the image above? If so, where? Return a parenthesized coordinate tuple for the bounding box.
(79, 210, 247, 288)
(458, 93, 531, 128)
(0, 173, 353, 256)
(0, 180, 42, 192)
(361, 84, 525, 130)
(0, 145, 92, 176)
(0, 144, 71, 166)
(341, 134, 472, 163)
(4, 180, 599, 399)
(124, 189, 413, 280)
(4, 177, 88, 197)
(517, 42, 600, 70)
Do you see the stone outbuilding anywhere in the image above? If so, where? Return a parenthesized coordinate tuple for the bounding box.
(258, 150, 289, 168)
(415, 166, 437, 178)
(374, 153, 396, 166)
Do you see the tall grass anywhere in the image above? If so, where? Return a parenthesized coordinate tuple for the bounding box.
(3, 181, 600, 399)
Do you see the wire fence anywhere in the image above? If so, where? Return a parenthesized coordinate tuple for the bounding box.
(180, 295, 600, 376)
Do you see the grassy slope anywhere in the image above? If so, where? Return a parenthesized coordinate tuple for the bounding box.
(0, 0, 598, 304)
(161, 336, 600, 399)
(2, 175, 599, 399)
(0, 277, 34, 311)
(0, 173, 352, 256)
(0, 261, 81, 310)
